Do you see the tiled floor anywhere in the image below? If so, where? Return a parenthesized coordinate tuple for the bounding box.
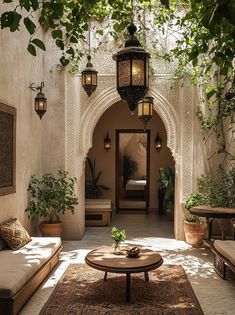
(21, 212, 235, 315)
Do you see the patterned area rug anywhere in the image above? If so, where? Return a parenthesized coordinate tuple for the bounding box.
(40, 264, 204, 315)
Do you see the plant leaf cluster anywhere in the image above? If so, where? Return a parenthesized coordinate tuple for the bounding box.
(111, 226, 126, 243)
(26, 169, 79, 223)
(185, 165, 235, 210)
(85, 158, 109, 199)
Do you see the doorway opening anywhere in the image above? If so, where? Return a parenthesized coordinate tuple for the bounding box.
(116, 129, 150, 213)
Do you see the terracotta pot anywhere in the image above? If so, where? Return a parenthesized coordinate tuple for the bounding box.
(184, 221, 206, 246)
(39, 221, 62, 237)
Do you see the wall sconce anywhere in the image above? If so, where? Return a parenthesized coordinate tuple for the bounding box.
(155, 132, 162, 151)
(29, 81, 47, 119)
(104, 132, 111, 151)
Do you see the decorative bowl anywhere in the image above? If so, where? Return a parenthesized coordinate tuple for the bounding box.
(126, 247, 141, 258)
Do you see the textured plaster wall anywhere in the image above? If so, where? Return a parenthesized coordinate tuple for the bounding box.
(86, 101, 174, 210)
(0, 7, 44, 234)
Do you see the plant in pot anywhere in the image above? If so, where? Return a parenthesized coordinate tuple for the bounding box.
(26, 170, 79, 237)
(184, 192, 208, 246)
(111, 226, 126, 255)
(158, 167, 175, 219)
(85, 158, 109, 199)
(123, 155, 138, 187)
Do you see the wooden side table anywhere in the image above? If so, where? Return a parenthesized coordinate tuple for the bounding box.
(85, 246, 163, 303)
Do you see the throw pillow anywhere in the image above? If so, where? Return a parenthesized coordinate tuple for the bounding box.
(0, 237, 7, 250)
(0, 218, 31, 250)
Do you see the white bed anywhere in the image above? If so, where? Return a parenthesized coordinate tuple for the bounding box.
(125, 179, 146, 191)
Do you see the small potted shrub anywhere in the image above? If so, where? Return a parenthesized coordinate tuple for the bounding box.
(184, 192, 207, 246)
(26, 170, 79, 237)
(111, 226, 126, 254)
(85, 158, 109, 199)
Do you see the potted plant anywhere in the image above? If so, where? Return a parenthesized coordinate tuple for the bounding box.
(158, 167, 175, 219)
(111, 226, 126, 254)
(123, 155, 138, 187)
(85, 158, 109, 199)
(26, 170, 79, 237)
(184, 191, 209, 246)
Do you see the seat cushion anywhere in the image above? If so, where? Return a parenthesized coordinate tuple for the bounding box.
(214, 240, 235, 266)
(0, 237, 61, 298)
(0, 218, 31, 250)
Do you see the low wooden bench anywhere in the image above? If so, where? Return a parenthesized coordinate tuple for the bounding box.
(212, 240, 235, 279)
(85, 199, 112, 226)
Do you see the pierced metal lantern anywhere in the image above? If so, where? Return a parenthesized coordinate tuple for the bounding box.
(138, 96, 153, 130)
(104, 132, 111, 151)
(155, 132, 162, 151)
(114, 23, 150, 112)
(82, 55, 98, 97)
(29, 81, 47, 119)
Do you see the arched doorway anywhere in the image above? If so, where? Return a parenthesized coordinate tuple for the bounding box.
(85, 100, 175, 223)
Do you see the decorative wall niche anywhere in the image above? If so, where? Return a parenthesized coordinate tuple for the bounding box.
(0, 103, 16, 196)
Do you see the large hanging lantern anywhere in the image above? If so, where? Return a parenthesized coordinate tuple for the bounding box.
(82, 55, 98, 97)
(138, 96, 153, 130)
(114, 22, 150, 112)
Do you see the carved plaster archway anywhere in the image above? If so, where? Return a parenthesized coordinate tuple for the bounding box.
(65, 73, 195, 240)
(80, 86, 179, 164)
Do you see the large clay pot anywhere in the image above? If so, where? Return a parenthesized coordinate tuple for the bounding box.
(184, 221, 206, 246)
(39, 221, 62, 237)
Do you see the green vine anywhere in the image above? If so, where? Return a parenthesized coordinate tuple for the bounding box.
(1, 0, 235, 165)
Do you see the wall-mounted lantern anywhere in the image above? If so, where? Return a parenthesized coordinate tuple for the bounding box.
(155, 132, 162, 151)
(104, 132, 111, 151)
(29, 81, 47, 119)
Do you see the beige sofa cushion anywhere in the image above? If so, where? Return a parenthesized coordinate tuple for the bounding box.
(214, 240, 235, 266)
(0, 237, 61, 298)
(0, 218, 31, 250)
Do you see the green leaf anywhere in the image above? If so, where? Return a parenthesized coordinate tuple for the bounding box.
(27, 43, 36, 56)
(96, 29, 103, 36)
(24, 17, 36, 34)
(70, 35, 78, 43)
(60, 56, 69, 66)
(56, 39, 64, 50)
(19, 0, 31, 11)
(30, 0, 39, 10)
(1, 11, 22, 32)
(32, 38, 46, 51)
(52, 29, 63, 39)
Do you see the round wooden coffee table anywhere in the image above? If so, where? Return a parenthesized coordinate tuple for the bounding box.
(85, 246, 163, 302)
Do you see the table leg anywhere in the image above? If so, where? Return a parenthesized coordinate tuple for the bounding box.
(126, 273, 131, 303)
(144, 272, 149, 282)
(104, 272, 108, 281)
(206, 218, 213, 241)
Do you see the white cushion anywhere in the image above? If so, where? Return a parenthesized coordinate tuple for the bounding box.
(0, 237, 61, 298)
(214, 240, 235, 266)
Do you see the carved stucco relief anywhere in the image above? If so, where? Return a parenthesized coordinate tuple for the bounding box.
(65, 72, 195, 239)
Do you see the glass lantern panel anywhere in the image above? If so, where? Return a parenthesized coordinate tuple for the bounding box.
(35, 100, 46, 111)
(132, 59, 144, 86)
(85, 74, 92, 85)
(138, 102, 143, 116)
(118, 60, 130, 87)
(92, 73, 97, 85)
(143, 103, 150, 115)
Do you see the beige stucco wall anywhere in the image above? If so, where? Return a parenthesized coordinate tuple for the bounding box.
(0, 8, 44, 234)
(86, 100, 174, 210)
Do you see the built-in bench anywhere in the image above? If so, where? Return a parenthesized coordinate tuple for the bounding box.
(0, 237, 62, 315)
(212, 240, 235, 279)
(85, 199, 112, 226)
